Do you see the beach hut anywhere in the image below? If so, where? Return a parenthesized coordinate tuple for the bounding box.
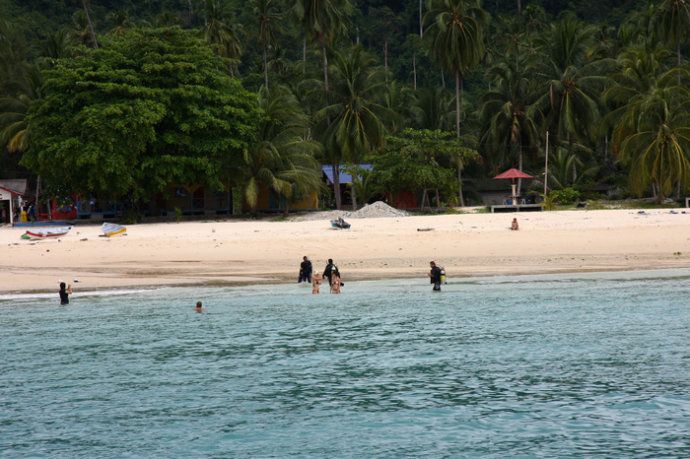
(0, 184, 23, 225)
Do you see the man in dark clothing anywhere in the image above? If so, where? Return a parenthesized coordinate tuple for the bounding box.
(59, 282, 72, 304)
(323, 258, 339, 286)
(428, 261, 442, 292)
(298, 256, 313, 283)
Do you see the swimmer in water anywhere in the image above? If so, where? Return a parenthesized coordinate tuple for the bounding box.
(194, 301, 205, 312)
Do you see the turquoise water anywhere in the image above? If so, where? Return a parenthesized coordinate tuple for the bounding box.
(2, 270, 690, 457)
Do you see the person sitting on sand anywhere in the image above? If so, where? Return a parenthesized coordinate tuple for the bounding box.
(312, 273, 322, 294)
(59, 282, 72, 305)
(194, 301, 205, 313)
(511, 218, 519, 231)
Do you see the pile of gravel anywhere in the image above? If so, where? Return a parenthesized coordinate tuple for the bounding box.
(294, 201, 407, 221)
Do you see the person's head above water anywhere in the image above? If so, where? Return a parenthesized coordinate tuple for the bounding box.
(303, 256, 308, 261)
(430, 261, 436, 267)
(196, 301, 202, 308)
(328, 258, 333, 264)
(59, 282, 66, 290)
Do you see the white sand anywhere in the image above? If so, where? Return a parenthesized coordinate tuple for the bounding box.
(2, 208, 690, 293)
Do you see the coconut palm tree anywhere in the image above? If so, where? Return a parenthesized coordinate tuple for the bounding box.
(292, 0, 352, 91)
(0, 66, 41, 154)
(424, 0, 487, 206)
(530, 14, 613, 182)
(243, 86, 322, 215)
(203, 0, 242, 74)
(316, 46, 390, 209)
(652, 0, 690, 70)
(617, 86, 690, 202)
(252, 0, 281, 90)
(410, 86, 454, 131)
(424, 0, 486, 137)
(479, 59, 539, 184)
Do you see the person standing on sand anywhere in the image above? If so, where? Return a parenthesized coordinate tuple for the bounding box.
(511, 218, 519, 231)
(59, 282, 73, 305)
(298, 256, 312, 283)
(428, 261, 442, 292)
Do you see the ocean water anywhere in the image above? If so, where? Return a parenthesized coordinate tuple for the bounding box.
(2, 270, 690, 458)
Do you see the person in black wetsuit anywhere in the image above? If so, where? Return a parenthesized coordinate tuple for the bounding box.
(59, 282, 72, 304)
(428, 261, 442, 292)
(298, 256, 313, 283)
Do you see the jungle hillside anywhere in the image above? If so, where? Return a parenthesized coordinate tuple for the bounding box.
(1, 0, 690, 213)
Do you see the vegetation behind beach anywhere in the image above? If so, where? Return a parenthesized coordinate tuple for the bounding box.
(1, 0, 689, 213)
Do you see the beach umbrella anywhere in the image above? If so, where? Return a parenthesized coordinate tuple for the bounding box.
(493, 168, 534, 206)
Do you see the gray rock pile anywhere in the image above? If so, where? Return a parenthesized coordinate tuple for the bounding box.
(293, 201, 407, 221)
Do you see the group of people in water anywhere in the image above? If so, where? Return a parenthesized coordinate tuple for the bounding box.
(298, 256, 342, 294)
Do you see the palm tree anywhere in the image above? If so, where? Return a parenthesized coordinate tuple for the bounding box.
(652, 0, 690, 70)
(424, 0, 487, 206)
(203, 0, 242, 74)
(252, 0, 281, 90)
(292, 0, 352, 91)
(530, 14, 613, 182)
(479, 59, 539, 187)
(107, 9, 134, 35)
(243, 86, 322, 215)
(617, 86, 690, 202)
(316, 46, 390, 209)
(410, 86, 454, 131)
(0, 67, 41, 154)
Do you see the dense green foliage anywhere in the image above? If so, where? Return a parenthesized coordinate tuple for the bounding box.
(1, 0, 690, 210)
(22, 27, 259, 202)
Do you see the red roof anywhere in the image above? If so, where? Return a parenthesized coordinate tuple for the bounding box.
(493, 168, 534, 180)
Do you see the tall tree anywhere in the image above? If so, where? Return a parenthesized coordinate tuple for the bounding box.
(23, 28, 259, 207)
(652, 0, 690, 70)
(316, 46, 389, 209)
(424, 0, 487, 206)
(203, 0, 242, 75)
(243, 86, 322, 214)
(479, 59, 539, 185)
(292, 0, 352, 91)
(252, 0, 281, 90)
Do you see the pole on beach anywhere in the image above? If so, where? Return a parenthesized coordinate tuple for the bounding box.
(544, 130, 550, 197)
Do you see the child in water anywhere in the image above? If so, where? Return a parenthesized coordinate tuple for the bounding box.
(194, 301, 205, 312)
(312, 273, 322, 294)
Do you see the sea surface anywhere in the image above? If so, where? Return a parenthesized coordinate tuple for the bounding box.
(2, 270, 690, 458)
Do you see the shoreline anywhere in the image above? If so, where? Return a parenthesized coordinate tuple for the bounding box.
(3, 266, 690, 300)
(2, 208, 690, 296)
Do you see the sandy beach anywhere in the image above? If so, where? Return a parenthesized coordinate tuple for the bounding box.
(2, 208, 690, 294)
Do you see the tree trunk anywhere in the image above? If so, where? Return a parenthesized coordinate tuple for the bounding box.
(420, 189, 428, 210)
(677, 39, 682, 84)
(383, 40, 388, 73)
(35, 176, 41, 218)
(435, 188, 440, 208)
(517, 145, 523, 196)
(303, 36, 307, 75)
(412, 52, 417, 90)
(322, 42, 329, 91)
(455, 71, 465, 207)
(351, 182, 358, 210)
(419, 0, 423, 38)
(455, 71, 461, 136)
(263, 46, 269, 90)
(332, 163, 341, 209)
(517, 0, 522, 14)
(81, 0, 98, 48)
(441, 70, 445, 89)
